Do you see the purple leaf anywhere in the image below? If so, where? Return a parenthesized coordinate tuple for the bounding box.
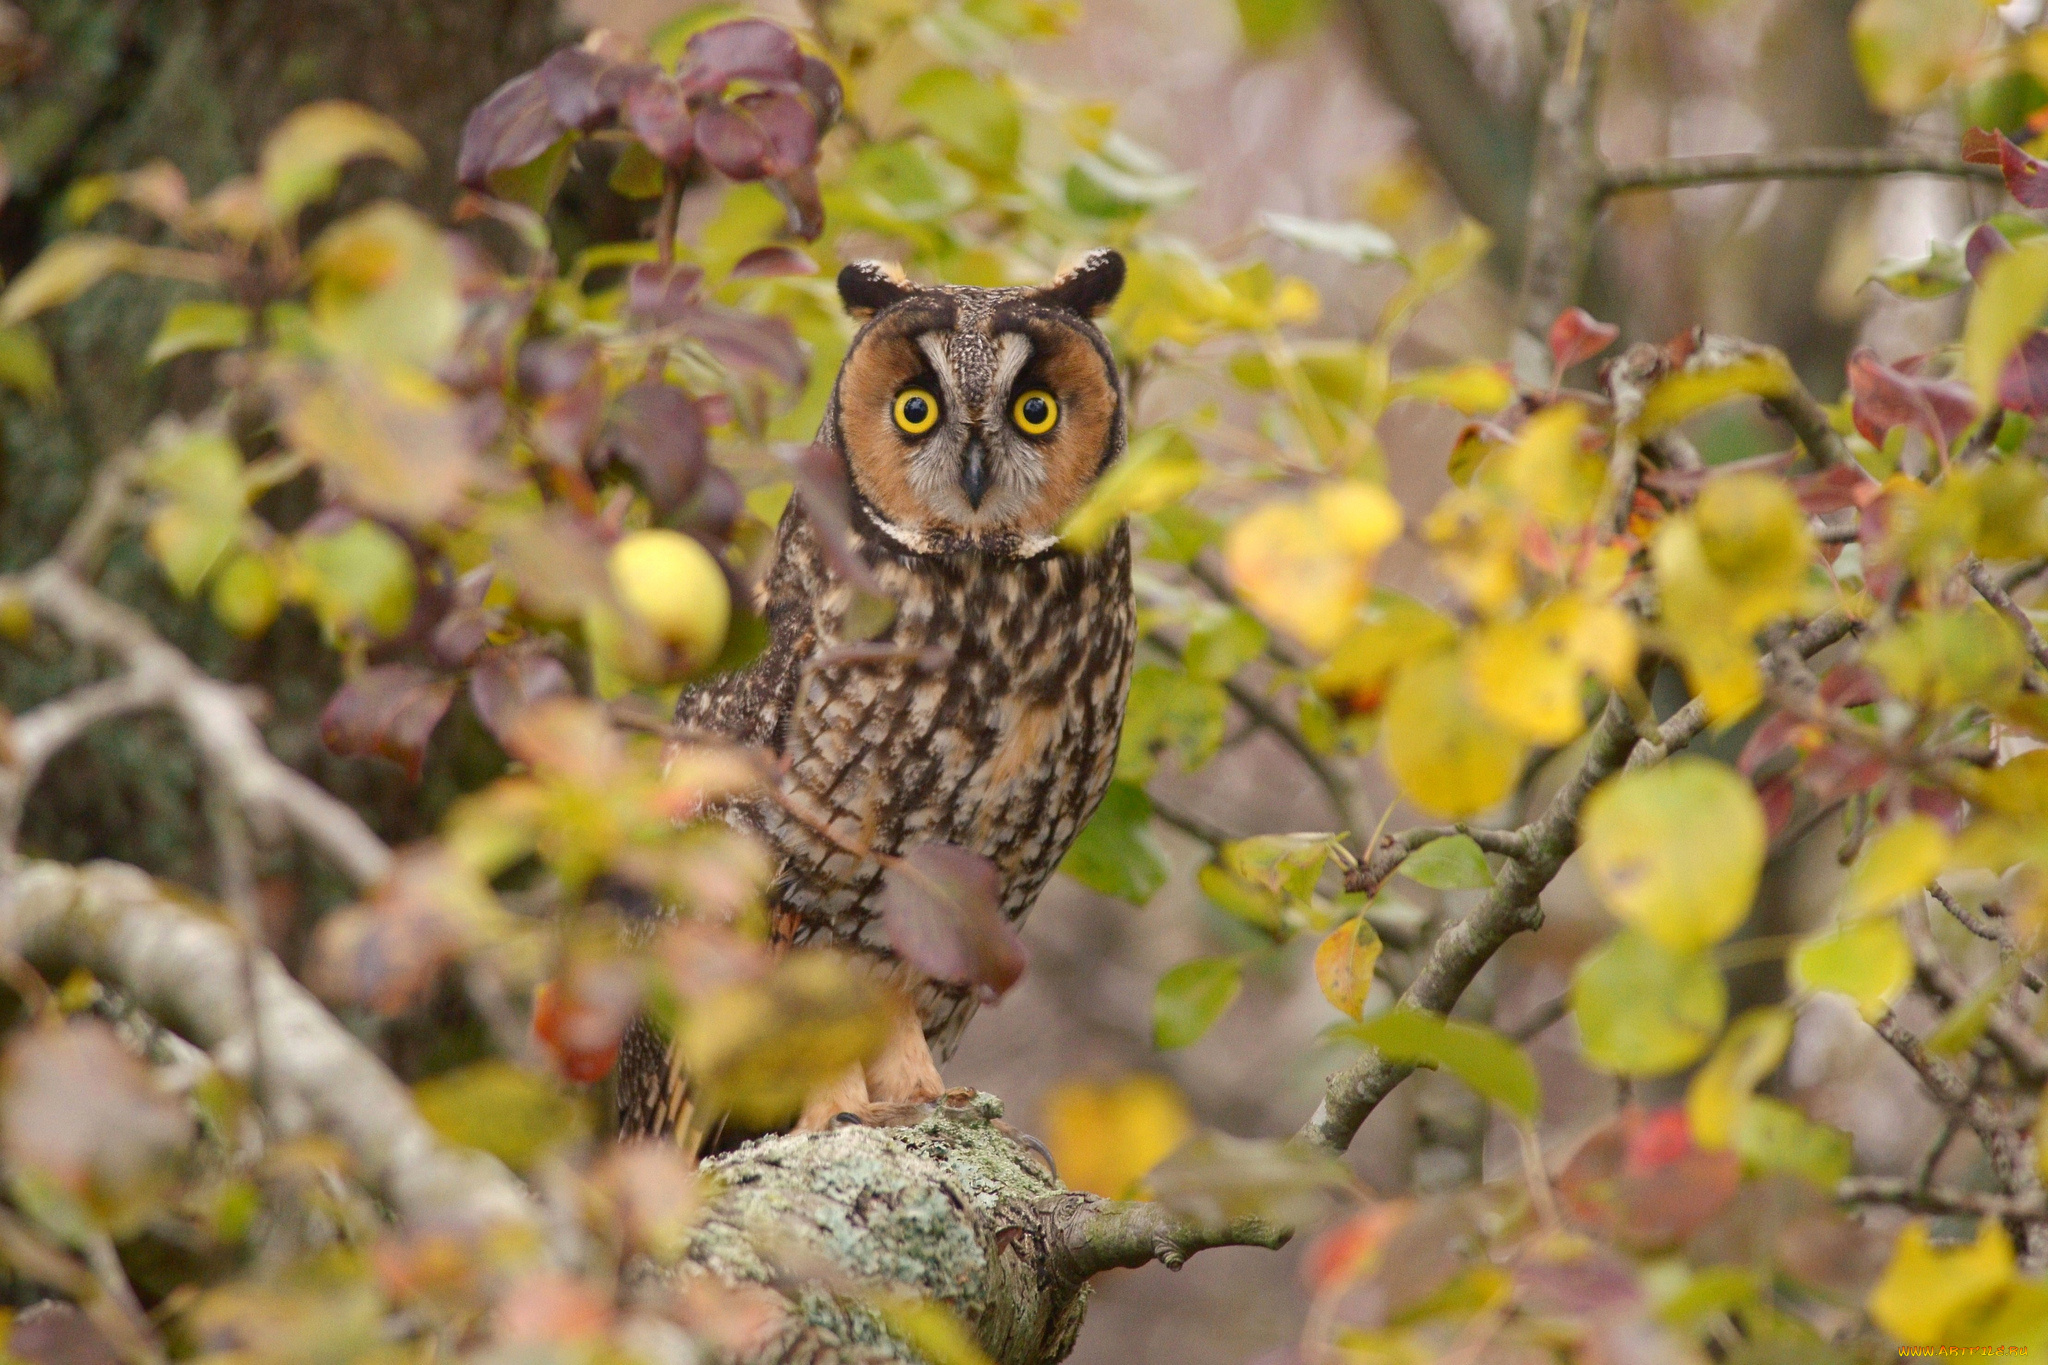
(458, 69, 566, 190)
(771, 166, 826, 241)
(879, 843, 1024, 1001)
(1846, 347, 1977, 454)
(680, 304, 806, 389)
(2000, 331, 2048, 417)
(683, 19, 804, 94)
(798, 54, 845, 132)
(739, 90, 819, 175)
(624, 75, 694, 166)
(319, 665, 457, 781)
(538, 47, 617, 131)
(695, 100, 771, 180)
(1963, 127, 2048, 209)
(731, 245, 820, 280)
(603, 379, 707, 513)
(517, 337, 604, 468)
(627, 261, 705, 325)
(469, 647, 575, 746)
(8, 1302, 120, 1365)
(1967, 222, 2013, 279)
(792, 441, 886, 596)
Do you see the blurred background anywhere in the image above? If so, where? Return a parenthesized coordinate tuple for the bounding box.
(0, 0, 2012, 1359)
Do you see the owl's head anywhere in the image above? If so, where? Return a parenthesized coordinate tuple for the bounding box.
(824, 250, 1125, 556)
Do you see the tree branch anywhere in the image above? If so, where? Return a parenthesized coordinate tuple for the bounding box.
(1038, 1193, 1287, 1281)
(0, 859, 544, 1245)
(1601, 148, 2001, 198)
(1837, 1176, 2044, 1220)
(1965, 557, 2048, 675)
(2, 564, 393, 887)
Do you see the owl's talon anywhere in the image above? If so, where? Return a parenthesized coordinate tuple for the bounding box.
(833, 1111, 865, 1127)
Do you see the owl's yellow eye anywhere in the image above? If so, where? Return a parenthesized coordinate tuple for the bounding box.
(1012, 389, 1058, 435)
(893, 388, 940, 435)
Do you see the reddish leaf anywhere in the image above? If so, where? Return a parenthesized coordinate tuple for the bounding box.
(738, 90, 818, 175)
(1514, 1247, 1641, 1318)
(627, 261, 705, 325)
(683, 19, 804, 93)
(469, 647, 574, 745)
(770, 165, 825, 241)
(320, 664, 457, 781)
(1801, 741, 1889, 805)
(8, 1302, 120, 1365)
(602, 379, 706, 512)
(531, 961, 639, 1084)
(685, 466, 744, 539)
(1846, 346, 1977, 453)
(538, 47, 617, 132)
(1910, 783, 1968, 831)
(1962, 127, 2048, 208)
(1820, 663, 1881, 709)
(792, 441, 885, 595)
(1757, 773, 1796, 841)
(1558, 1107, 1740, 1252)
(694, 101, 770, 180)
(517, 337, 604, 467)
(730, 245, 819, 280)
(1967, 222, 2013, 279)
(624, 76, 694, 166)
(1736, 709, 1813, 777)
(2000, 331, 2048, 417)
(458, 70, 565, 191)
(310, 847, 495, 1015)
(1791, 462, 1880, 516)
(680, 305, 805, 389)
(797, 55, 844, 132)
(431, 569, 502, 667)
(879, 843, 1024, 1000)
(0, 1020, 192, 1214)
(1548, 306, 1620, 373)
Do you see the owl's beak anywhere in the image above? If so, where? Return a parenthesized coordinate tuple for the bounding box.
(958, 441, 991, 509)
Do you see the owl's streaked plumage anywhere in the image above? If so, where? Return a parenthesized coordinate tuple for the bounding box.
(618, 251, 1136, 1144)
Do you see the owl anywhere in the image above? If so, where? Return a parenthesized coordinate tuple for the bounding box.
(616, 250, 1136, 1145)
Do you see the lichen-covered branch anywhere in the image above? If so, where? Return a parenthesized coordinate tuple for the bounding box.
(1036, 1194, 1286, 1280)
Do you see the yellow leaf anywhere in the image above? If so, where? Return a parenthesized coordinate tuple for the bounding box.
(1791, 915, 1912, 1022)
(1692, 473, 1815, 624)
(1580, 756, 1765, 953)
(0, 235, 141, 326)
(146, 301, 251, 367)
(146, 504, 240, 598)
(1966, 241, 2048, 408)
(1684, 1006, 1793, 1149)
(870, 1296, 996, 1365)
(1388, 363, 1514, 415)
(1223, 482, 1401, 653)
(1381, 650, 1527, 818)
(1869, 1221, 2014, 1347)
(1465, 596, 1637, 744)
(260, 100, 424, 219)
(1850, 0, 1989, 115)
(1842, 816, 1950, 917)
(0, 324, 56, 405)
(1867, 605, 2027, 710)
(1041, 1074, 1193, 1199)
(1311, 592, 1458, 708)
(306, 203, 462, 368)
(1633, 352, 1797, 436)
(1061, 427, 1206, 551)
(1422, 488, 1522, 615)
(1488, 402, 1602, 526)
(1313, 917, 1382, 1020)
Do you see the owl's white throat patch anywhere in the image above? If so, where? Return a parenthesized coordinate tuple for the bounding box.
(864, 508, 1061, 560)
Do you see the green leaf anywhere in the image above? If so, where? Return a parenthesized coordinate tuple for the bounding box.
(1117, 663, 1227, 781)
(1869, 237, 1971, 299)
(1063, 135, 1197, 219)
(292, 519, 417, 639)
(1736, 1096, 1853, 1187)
(1572, 929, 1728, 1076)
(1929, 957, 2025, 1056)
(1396, 834, 1494, 890)
(1337, 1008, 1539, 1121)
(0, 324, 56, 405)
(146, 504, 240, 597)
(1182, 608, 1268, 683)
(1235, 0, 1330, 50)
(898, 67, 1022, 175)
(412, 1060, 583, 1173)
(1061, 781, 1169, 904)
(1580, 756, 1764, 954)
(1964, 240, 2048, 408)
(0, 235, 141, 326)
(1259, 211, 1399, 266)
(259, 99, 423, 219)
(1850, 0, 1986, 115)
(1062, 426, 1206, 552)
(146, 301, 251, 367)
(1153, 957, 1242, 1050)
(1791, 914, 1912, 1022)
(1196, 862, 1287, 936)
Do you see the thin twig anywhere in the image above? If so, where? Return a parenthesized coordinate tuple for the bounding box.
(1149, 798, 1233, 851)
(1837, 1176, 2044, 1220)
(1965, 557, 2048, 674)
(1602, 148, 2002, 198)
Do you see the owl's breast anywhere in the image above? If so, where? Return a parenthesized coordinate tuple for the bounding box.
(759, 524, 1135, 1039)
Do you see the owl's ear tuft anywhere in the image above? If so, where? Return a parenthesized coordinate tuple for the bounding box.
(1036, 249, 1125, 317)
(837, 261, 914, 318)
